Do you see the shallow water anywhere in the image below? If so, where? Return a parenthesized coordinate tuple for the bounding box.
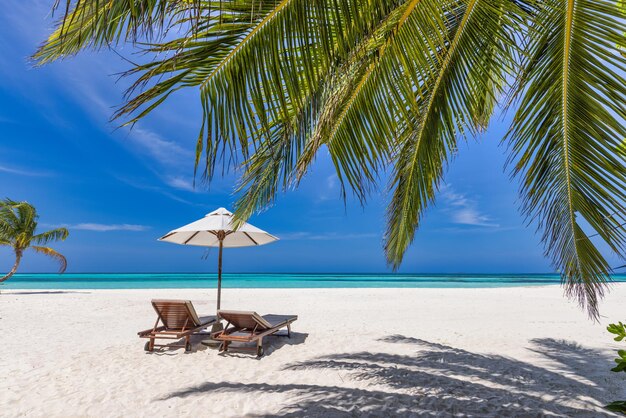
(3, 273, 626, 289)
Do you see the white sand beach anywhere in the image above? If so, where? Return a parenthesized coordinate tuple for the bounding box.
(2, 285, 626, 417)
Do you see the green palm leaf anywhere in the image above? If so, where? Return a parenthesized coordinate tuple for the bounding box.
(386, 0, 523, 267)
(32, 228, 70, 246)
(33, 0, 192, 63)
(233, 2, 412, 221)
(31, 246, 68, 273)
(507, 0, 626, 317)
(195, 0, 405, 178)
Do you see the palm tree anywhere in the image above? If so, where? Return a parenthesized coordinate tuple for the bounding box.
(34, 0, 625, 317)
(0, 199, 69, 283)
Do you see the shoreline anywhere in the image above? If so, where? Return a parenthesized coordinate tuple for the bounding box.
(2, 283, 566, 291)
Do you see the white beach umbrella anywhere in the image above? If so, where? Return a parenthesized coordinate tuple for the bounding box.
(158, 207, 278, 309)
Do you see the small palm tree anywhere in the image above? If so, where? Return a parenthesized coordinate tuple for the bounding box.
(0, 199, 69, 283)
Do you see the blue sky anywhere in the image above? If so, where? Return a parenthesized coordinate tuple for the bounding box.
(0, 2, 618, 274)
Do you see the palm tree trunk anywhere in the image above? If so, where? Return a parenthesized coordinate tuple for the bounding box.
(0, 251, 22, 284)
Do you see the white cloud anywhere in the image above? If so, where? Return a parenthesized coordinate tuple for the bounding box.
(67, 71, 196, 172)
(126, 127, 193, 167)
(440, 185, 499, 228)
(0, 163, 52, 177)
(441, 188, 470, 207)
(316, 174, 340, 202)
(279, 231, 379, 241)
(66, 223, 149, 232)
(327, 174, 338, 190)
(452, 208, 495, 226)
(164, 176, 197, 192)
(115, 175, 204, 206)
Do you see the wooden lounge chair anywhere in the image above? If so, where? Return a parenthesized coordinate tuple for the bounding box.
(212, 310, 298, 357)
(138, 299, 216, 352)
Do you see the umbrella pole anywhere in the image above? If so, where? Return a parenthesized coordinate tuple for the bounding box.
(217, 237, 223, 311)
(205, 235, 225, 347)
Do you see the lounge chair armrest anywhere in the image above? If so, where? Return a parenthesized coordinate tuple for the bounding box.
(138, 325, 166, 336)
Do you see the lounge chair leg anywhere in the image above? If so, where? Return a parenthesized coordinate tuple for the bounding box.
(257, 339, 264, 357)
(184, 336, 192, 352)
(287, 324, 291, 338)
(148, 337, 155, 352)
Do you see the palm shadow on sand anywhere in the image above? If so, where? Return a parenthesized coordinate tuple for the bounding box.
(160, 335, 626, 416)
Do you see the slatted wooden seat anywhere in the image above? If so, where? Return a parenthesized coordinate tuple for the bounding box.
(138, 299, 216, 352)
(212, 310, 298, 357)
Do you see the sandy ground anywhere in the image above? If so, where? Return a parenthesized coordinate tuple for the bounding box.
(1, 285, 626, 417)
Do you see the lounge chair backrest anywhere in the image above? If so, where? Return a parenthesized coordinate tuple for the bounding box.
(152, 299, 202, 329)
(218, 310, 273, 330)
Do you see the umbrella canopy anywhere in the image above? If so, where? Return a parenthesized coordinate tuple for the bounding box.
(159, 207, 278, 309)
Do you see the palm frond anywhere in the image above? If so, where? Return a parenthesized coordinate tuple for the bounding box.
(0, 198, 22, 208)
(108, 0, 405, 180)
(15, 201, 37, 231)
(0, 199, 36, 242)
(506, 0, 626, 318)
(202, 0, 412, 177)
(385, 0, 523, 267)
(113, 1, 274, 125)
(31, 246, 68, 273)
(232, 2, 410, 221)
(618, 0, 625, 57)
(0, 221, 14, 242)
(0, 205, 19, 235)
(33, 0, 194, 64)
(303, 0, 426, 202)
(32, 227, 70, 246)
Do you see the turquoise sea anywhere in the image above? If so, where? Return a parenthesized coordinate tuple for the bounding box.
(3, 273, 626, 289)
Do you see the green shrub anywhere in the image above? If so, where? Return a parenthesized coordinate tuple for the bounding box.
(606, 322, 626, 414)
